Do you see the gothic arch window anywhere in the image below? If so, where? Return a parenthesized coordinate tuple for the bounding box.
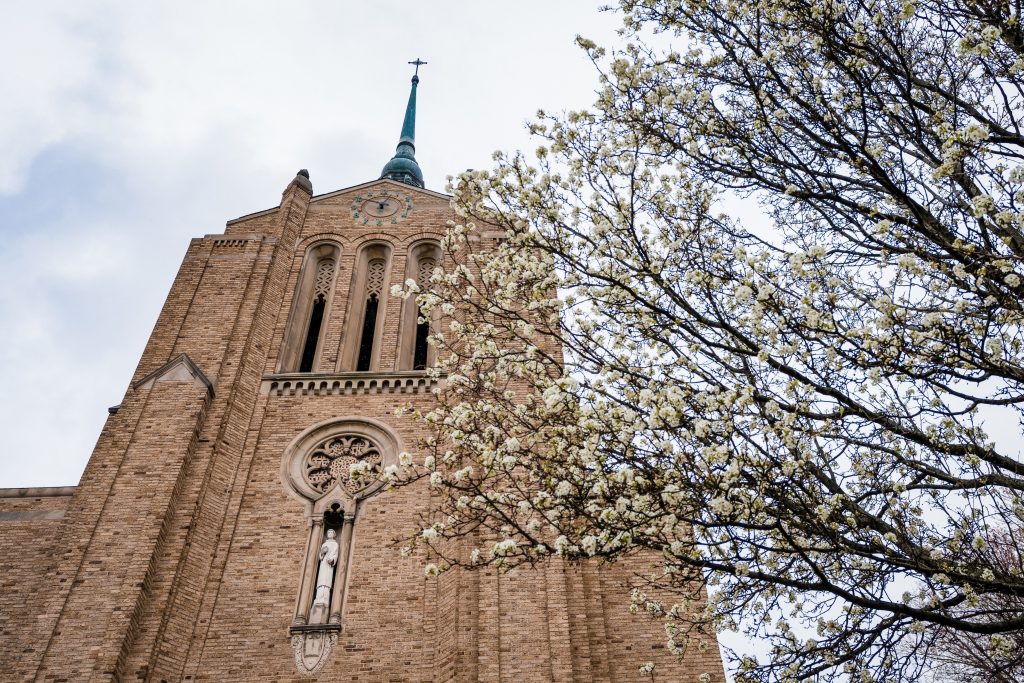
(280, 417, 401, 674)
(341, 242, 392, 372)
(280, 242, 340, 373)
(399, 241, 442, 370)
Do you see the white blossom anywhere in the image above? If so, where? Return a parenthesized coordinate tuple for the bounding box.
(392, 2, 1024, 680)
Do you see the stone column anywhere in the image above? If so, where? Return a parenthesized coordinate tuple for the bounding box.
(329, 514, 356, 624)
(294, 518, 324, 625)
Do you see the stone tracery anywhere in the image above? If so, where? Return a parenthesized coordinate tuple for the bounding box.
(366, 258, 386, 297)
(303, 434, 383, 495)
(417, 257, 435, 288)
(314, 258, 336, 299)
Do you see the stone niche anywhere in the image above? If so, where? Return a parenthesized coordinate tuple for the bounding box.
(280, 416, 401, 675)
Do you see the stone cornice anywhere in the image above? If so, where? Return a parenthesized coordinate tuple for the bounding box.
(0, 486, 76, 499)
(261, 371, 442, 397)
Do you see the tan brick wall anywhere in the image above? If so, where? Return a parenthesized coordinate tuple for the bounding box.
(0, 176, 725, 682)
(0, 490, 72, 680)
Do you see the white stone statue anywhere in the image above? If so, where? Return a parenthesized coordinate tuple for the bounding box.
(309, 528, 339, 623)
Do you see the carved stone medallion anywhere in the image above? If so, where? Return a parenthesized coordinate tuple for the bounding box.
(291, 630, 339, 676)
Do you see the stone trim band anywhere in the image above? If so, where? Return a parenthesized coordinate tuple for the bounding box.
(261, 371, 440, 397)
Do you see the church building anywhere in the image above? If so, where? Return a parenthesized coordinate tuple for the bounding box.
(0, 66, 725, 681)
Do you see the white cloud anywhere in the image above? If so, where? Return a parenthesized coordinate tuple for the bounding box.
(0, 0, 619, 487)
(0, 4, 103, 192)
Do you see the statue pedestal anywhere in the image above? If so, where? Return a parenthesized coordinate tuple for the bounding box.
(308, 601, 328, 625)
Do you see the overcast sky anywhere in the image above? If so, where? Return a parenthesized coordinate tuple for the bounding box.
(0, 1, 622, 488)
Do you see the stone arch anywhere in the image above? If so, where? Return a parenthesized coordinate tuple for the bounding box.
(398, 238, 443, 370)
(280, 415, 403, 515)
(279, 240, 342, 372)
(282, 416, 403, 649)
(338, 240, 394, 371)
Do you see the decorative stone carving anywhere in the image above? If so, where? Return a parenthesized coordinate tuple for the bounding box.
(262, 373, 439, 397)
(417, 256, 435, 288)
(281, 417, 402, 510)
(291, 630, 338, 676)
(303, 434, 383, 495)
(314, 259, 335, 300)
(366, 258, 386, 297)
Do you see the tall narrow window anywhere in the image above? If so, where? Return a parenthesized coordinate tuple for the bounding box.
(341, 244, 392, 372)
(400, 241, 442, 370)
(356, 258, 386, 371)
(412, 257, 435, 370)
(281, 243, 341, 373)
(299, 259, 336, 372)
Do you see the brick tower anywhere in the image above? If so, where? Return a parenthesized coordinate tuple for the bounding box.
(0, 69, 725, 682)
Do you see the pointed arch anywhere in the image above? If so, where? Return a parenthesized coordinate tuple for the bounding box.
(340, 241, 393, 372)
(398, 240, 442, 370)
(280, 241, 341, 373)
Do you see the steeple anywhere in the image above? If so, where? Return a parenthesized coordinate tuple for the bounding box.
(380, 60, 426, 188)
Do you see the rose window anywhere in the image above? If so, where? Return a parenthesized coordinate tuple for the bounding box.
(303, 434, 383, 495)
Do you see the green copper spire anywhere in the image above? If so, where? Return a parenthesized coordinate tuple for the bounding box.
(380, 60, 427, 188)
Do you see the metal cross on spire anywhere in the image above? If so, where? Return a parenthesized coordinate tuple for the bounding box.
(408, 58, 427, 78)
(380, 60, 427, 187)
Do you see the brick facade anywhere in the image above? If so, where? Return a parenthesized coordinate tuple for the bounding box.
(0, 173, 725, 682)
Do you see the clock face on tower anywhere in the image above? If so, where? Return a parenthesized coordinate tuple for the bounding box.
(350, 189, 414, 226)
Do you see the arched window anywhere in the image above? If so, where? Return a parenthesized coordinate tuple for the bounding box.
(341, 243, 392, 372)
(399, 241, 442, 370)
(412, 256, 435, 369)
(300, 258, 336, 372)
(356, 258, 386, 371)
(280, 243, 340, 373)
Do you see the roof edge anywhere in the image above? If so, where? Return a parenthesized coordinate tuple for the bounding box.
(132, 353, 214, 395)
(225, 178, 452, 226)
(311, 178, 451, 203)
(0, 486, 77, 499)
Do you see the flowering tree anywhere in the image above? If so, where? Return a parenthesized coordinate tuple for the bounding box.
(924, 532, 1024, 682)
(397, 0, 1024, 680)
